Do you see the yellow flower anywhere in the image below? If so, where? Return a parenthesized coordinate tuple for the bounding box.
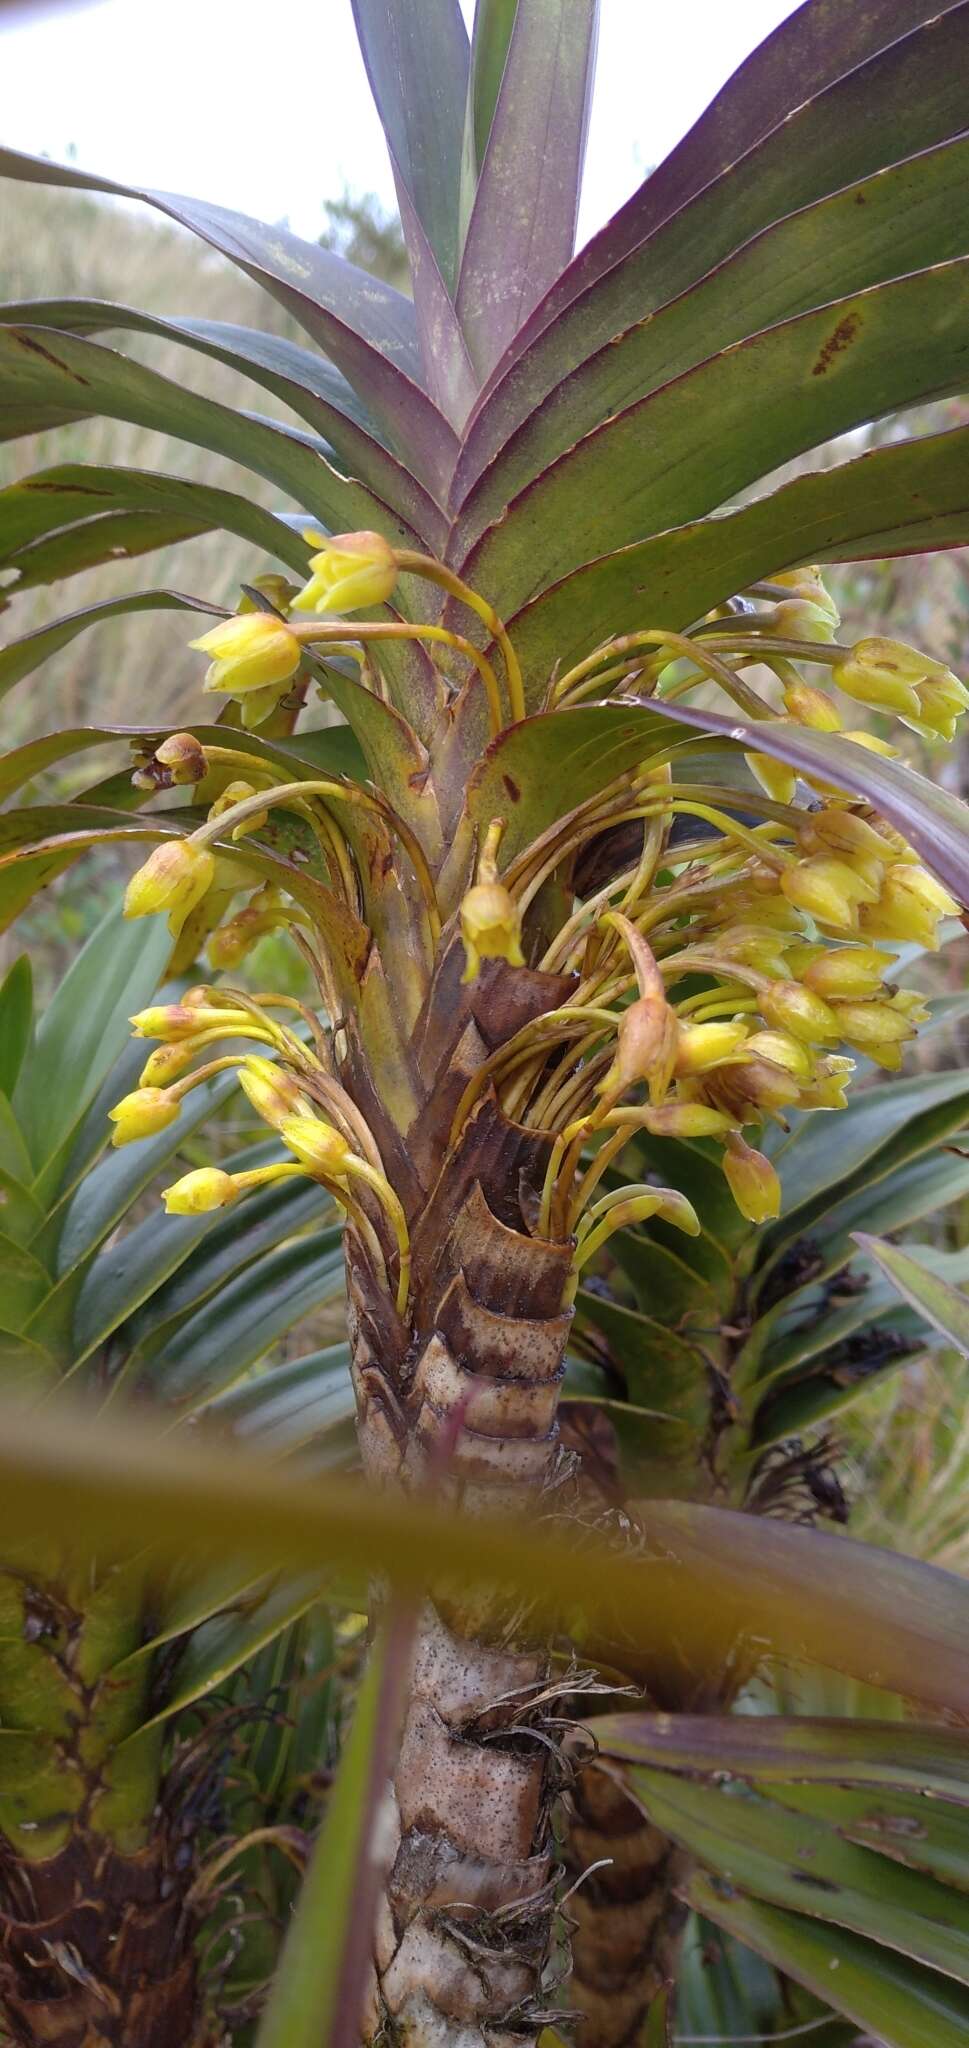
(831, 638, 966, 732)
(831, 1000, 916, 1050)
(130, 1002, 249, 1041)
(238, 1055, 310, 1130)
(189, 614, 301, 696)
(780, 856, 876, 932)
(781, 680, 843, 731)
(292, 528, 398, 615)
(746, 751, 797, 804)
(675, 1020, 749, 1075)
(162, 1167, 240, 1215)
(279, 1114, 352, 1179)
(760, 980, 838, 1045)
(642, 1103, 737, 1137)
(801, 946, 891, 1001)
(207, 780, 269, 840)
(108, 1087, 180, 1147)
(460, 880, 525, 983)
(123, 840, 215, 930)
(771, 567, 839, 625)
(743, 1029, 815, 1081)
(770, 597, 839, 643)
(722, 1133, 781, 1223)
(860, 864, 959, 949)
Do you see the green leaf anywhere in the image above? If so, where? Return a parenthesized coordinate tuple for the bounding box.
(466, 0, 518, 169)
(125, 1573, 325, 1734)
(0, 326, 422, 551)
(509, 425, 969, 688)
(456, 259, 969, 603)
(127, 1227, 345, 1410)
(0, 1234, 50, 1333)
(687, 1874, 969, 2048)
(629, 1768, 969, 1984)
(595, 1712, 969, 1805)
(853, 1235, 969, 1358)
(0, 320, 442, 543)
(211, 1345, 355, 1457)
(0, 956, 32, 1097)
(0, 146, 458, 489)
(255, 1610, 415, 2048)
(0, 590, 221, 704)
(456, 0, 599, 376)
(12, 903, 171, 1173)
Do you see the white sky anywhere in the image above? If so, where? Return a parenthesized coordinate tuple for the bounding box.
(0, 0, 800, 247)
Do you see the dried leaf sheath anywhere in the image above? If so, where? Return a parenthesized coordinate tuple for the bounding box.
(345, 947, 577, 2041)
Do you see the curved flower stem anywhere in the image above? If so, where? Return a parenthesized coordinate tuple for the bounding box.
(553, 628, 772, 720)
(392, 550, 526, 726)
(292, 614, 507, 737)
(344, 1157, 411, 1317)
(189, 777, 442, 948)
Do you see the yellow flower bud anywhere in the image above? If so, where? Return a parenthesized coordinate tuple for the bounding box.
(907, 670, 969, 741)
(780, 857, 874, 931)
(771, 567, 839, 624)
(675, 1020, 749, 1075)
(760, 980, 839, 1045)
(139, 1040, 209, 1086)
(832, 1000, 916, 1049)
(804, 811, 895, 864)
(802, 946, 891, 1000)
(746, 752, 797, 804)
(722, 1133, 781, 1223)
(238, 1055, 310, 1130)
(781, 680, 843, 731)
(770, 598, 838, 643)
(154, 732, 209, 784)
(279, 1113, 352, 1179)
(611, 994, 680, 1103)
(798, 1054, 855, 1111)
(831, 637, 953, 720)
(860, 864, 959, 949)
(460, 880, 525, 983)
(189, 613, 301, 697)
(743, 1029, 815, 1081)
(108, 1087, 180, 1147)
(161, 1167, 240, 1215)
(207, 780, 269, 840)
(292, 528, 398, 615)
(130, 1002, 249, 1042)
(642, 1103, 738, 1137)
(123, 839, 215, 928)
(863, 1040, 906, 1072)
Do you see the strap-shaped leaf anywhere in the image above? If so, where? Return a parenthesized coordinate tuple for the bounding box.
(454, 259, 969, 597)
(0, 957, 32, 1100)
(0, 327, 422, 551)
(595, 1712, 969, 1803)
(456, 0, 598, 377)
(0, 306, 445, 541)
(509, 424, 969, 687)
(486, 0, 969, 373)
(625, 1767, 969, 1985)
(0, 590, 222, 705)
(351, 0, 469, 294)
(688, 1872, 969, 2048)
(649, 703, 969, 911)
(0, 146, 460, 488)
(213, 1345, 354, 1457)
(455, 129, 969, 508)
(465, 0, 518, 171)
(857, 1235, 969, 1356)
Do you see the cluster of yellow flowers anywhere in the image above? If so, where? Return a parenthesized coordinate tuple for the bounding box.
(112, 540, 965, 1271)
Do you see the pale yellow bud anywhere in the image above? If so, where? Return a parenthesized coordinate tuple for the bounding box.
(832, 1000, 916, 1049)
(746, 752, 797, 804)
(780, 857, 874, 931)
(292, 528, 398, 615)
(743, 1030, 815, 1081)
(460, 881, 525, 983)
(642, 1103, 738, 1138)
(723, 1133, 781, 1223)
(760, 980, 839, 1045)
(238, 1055, 310, 1130)
(675, 1020, 749, 1075)
(123, 839, 215, 928)
(108, 1087, 180, 1147)
(162, 1167, 240, 1215)
(189, 613, 301, 697)
(279, 1114, 352, 1179)
(802, 946, 892, 1000)
(781, 680, 843, 731)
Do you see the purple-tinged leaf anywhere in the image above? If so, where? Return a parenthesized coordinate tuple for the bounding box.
(454, 128, 969, 508)
(0, 301, 447, 542)
(466, 0, 518, 172)
(508, 425, 969, 690)
(593, 1713, 969, 1805)
(480, 0, 969, 381)
(0, 325, 425, 554)
(350, 0, 469, 296)
(456, 0, 598, 378)
(650, 702, 969, 910)
(256, 1609, 415, 2048)
(0, 146, 459, 491)
(453, 260, 969, 597)
(394, 180, 478, 425)
(855, 1235, 969, 1358)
